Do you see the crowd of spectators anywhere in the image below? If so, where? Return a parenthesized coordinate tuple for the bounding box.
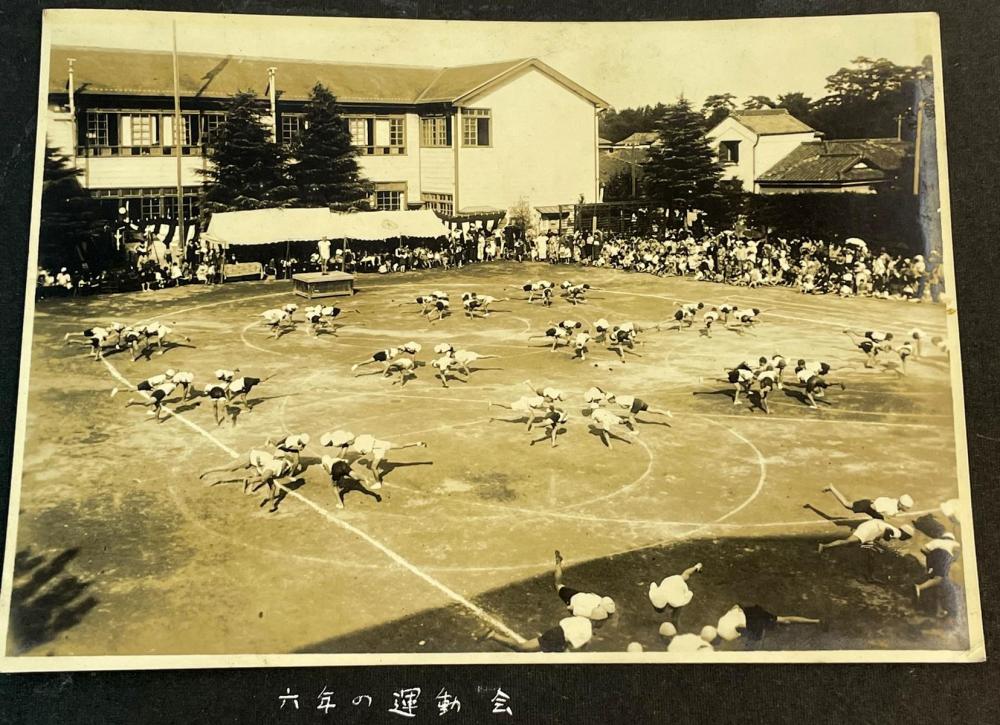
(36, 221, 944, 304)
(580, 229, 943, 301)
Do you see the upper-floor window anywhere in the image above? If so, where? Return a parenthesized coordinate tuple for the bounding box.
(719, 140, 740, 165)
(388, 118, 405, 146)
(162, 114, 195, 148)
(461, 108, 491, 147)
(200, 112, 226, 147)
(349, 118, 369, 147)
(347, 115, 406, 155)
(122, 114, 157, 148)
(86, 112, 110, 146)
(421, 116, 451, 148)
(281, 113, 307, 146)
(79, 109, 207, 156)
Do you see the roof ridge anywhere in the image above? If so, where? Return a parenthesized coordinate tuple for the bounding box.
(52, 45, 536, 75)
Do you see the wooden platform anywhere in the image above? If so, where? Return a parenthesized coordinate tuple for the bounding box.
(292, 271, 355, 298)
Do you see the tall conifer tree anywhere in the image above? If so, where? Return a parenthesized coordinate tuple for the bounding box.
(642, 98, 722, 205)
(39, 145, 106, 269)
(199, 91, 296, 222)
(291, 83, 371, 208)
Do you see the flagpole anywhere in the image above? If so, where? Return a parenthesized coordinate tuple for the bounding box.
(172, 21, 187, 257)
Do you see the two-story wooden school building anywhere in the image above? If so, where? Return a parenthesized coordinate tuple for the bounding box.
(46, 46, 609, 231)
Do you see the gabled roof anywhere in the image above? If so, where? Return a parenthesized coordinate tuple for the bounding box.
(759, 138, 912, 184)
(730, 109, 815, 136)
(49, 46, 608, 107)
(619, 131, 659, 146)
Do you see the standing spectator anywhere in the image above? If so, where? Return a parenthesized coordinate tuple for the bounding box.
(911, 254, 928, 300)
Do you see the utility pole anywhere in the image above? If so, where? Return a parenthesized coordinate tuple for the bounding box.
(896, 112, 904, 141)
(630, 142, 637, 199)
(171, 21, 186, 256)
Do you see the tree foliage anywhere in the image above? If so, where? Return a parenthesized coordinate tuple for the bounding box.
(775, 92, 814, 124)
(742, 95, 775, 110)
(701, 93, 737, 129)
(291, 83, 371, 209)
(642, 98, 721, 205)
(809, 57, 923, 138)
(39, 145, 108, 269)
(603, 169, 637, 202)
(598, 103, 669, 143)
(199, 91, 297, 222)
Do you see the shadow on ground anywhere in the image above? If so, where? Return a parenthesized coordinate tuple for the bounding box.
(296, 530, 968, 654)
(6, 547, 98, 654)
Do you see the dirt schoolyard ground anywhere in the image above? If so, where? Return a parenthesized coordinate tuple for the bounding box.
(5, 262, 968, 656)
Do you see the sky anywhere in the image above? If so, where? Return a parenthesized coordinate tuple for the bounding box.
(45, 10, 939, 109)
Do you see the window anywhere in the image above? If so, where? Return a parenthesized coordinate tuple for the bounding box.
(140, 195, 161, 220)
(422, 192, 454, 216)
(162, 194, 199, 220)
(389, 118, 405, 146)
(201, 113, 226, 147)
(281, 113, 306, 146)
(81, 110, 213, 156)
(86, 112, 110, 146)
(421, 117, 451, 147)
(349, 118, 369, 147)
(349, 116, 405, 154)
(375, 191, 402, 211)
(372, 182, 406, 211)
(122, 114, 157, 147)
(162, 114, 196, 148)
(461, 108, 491, 147)
(719, 140, 740, 164)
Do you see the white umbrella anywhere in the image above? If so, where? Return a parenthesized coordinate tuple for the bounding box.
(845, 237, 867, 248)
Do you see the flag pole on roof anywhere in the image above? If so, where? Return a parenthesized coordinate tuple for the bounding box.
(171, 20, 187, 259)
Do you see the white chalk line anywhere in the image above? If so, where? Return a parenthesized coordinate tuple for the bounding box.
(594, 287, 948, 336)
(101, 358, 525, 643)
(561, 435, 655, 510)
(724, 292, 949, 330)
(694, 412, 944, 429)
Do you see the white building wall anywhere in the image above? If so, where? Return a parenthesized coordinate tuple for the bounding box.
(74, 155, 207, 190)
(456, 67, 597, 213)
(418, 148, 455, 195)
(707, 118, 757, 192)
(355, 112, 423, 204)
(708, 116, 820, 193)
(46, 108, 76, 159)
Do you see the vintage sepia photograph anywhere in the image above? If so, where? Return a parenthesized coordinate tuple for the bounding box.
(0, 8, 984, 670)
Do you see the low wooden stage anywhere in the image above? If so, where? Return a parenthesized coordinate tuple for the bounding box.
(292, 271, 355, 298)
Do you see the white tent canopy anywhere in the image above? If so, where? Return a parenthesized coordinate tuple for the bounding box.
(203, 208, 451, 246)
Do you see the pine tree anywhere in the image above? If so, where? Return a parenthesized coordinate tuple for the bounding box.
(199, 91, 296, 222)
(39, 145, 107, 269)
(291, 83, 371, 208)
(642, 98, 722, 206)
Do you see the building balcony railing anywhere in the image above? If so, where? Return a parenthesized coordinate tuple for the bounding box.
(76, 145, 205, 157)
(77, 144, 405, 157)
(355, 146, 406, 156)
